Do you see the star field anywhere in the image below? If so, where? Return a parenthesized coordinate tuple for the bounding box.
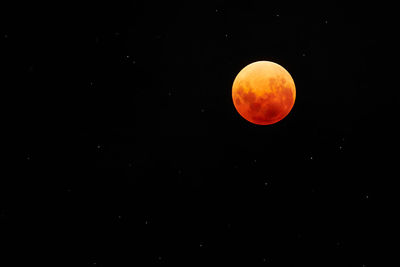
(2, 1, 392, 267)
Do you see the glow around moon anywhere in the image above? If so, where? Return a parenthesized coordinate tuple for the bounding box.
(232, 61, 296, 125)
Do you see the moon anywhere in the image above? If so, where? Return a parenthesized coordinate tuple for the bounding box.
(232, 61, 296, 125)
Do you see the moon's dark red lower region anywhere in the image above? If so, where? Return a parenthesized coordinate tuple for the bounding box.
(232, 61, 296, 125)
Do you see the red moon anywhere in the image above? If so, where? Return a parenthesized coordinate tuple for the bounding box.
(232, 61, 296, 125)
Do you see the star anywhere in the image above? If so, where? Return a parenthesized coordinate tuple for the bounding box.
(297, 233, 302, 238)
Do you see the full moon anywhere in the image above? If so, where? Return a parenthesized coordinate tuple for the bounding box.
(232, 61, 296, 125)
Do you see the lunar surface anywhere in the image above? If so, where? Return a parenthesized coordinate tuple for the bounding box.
(232, 61, 296, 125)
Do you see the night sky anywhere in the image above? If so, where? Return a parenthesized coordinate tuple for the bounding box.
(2, 1, 394, 266)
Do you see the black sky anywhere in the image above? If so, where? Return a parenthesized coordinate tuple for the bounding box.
(2, 1, 394, 266)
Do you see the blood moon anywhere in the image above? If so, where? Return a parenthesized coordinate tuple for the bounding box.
(232, 61, 296, 125)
